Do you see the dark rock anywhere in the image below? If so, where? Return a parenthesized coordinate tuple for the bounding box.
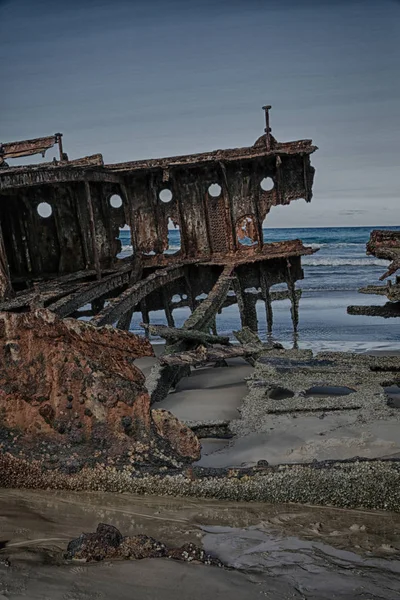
(166, 543, 222, 566)
(65, 523, 222, 567)
(66, 523, 123, 561)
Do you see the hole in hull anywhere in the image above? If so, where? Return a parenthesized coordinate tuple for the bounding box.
(260, 177, 274, 191)
(166, 217, 181, 254)
(208, 183, 222, 198)
(236, 214, 259, 246)
(37, 202, 52, 218)
(117, 225, 132, 258)
(109, 194, 123, 208)
(159, 189, 173, 203)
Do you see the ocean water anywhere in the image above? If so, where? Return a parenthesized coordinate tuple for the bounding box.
(119, 226, 400, 352)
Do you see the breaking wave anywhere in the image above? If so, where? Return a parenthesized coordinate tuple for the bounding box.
(120, 244, 181, 253)
(305, 243, 365, 250)
(302, 257, 389, 267)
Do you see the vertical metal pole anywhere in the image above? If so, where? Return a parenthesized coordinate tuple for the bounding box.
(162, 287, 175, 327)
(140, 299, 150, 339)
(303, 154, 309, 200)
(84, 181, 101, 280)
(0, 223, 13, 301)
(55, 133, 64, 161)
(286, 259, 299, 335)
(262, 105, 272, 151)
(259, 266, 273, 334)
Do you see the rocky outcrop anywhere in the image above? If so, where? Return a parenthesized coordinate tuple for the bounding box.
(0, 309, 200, 476)
(66, 523, 222, 566)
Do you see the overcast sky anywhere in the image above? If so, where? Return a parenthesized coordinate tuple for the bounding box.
(1, 0, 399, 227)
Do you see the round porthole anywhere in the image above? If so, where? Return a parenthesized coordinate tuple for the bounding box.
(260, 177, 274, 191)
(159, 189, 173, 203)
(109, 194, 123, 208)
(37, 202, 53, 218)
(208, 183, 222, 198)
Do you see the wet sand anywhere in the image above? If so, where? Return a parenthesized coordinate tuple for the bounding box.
(1, 489, 400, 599)
(148, 355, 400, 469)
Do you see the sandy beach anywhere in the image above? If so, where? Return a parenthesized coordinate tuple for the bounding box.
(140, 352, 400, 469)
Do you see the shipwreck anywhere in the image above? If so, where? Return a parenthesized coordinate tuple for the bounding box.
(2, 106, 400, 511)
(0, 107, 318, 403)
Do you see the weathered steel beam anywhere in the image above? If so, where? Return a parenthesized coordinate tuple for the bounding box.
(232, 274, 258, 332)
(116, 306, 135, 330)
(0, 166, 120, 191)
(0, 266, 125, 312)
(0, 224, 12, 301)
(48, 263, 138, 318)
(159, 344, 257, 366)
(106, 137, 317, 174)
(184, 265, 233, 331)
(85, 181, 101, 280)
(1, 135, 57, 160)
(168, 287, 300, 312)
(91, 264, 189, 327)
(140, 323, 230, 345)
(259, 266, 273, 334)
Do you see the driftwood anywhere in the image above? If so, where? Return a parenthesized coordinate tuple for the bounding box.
(140, 323, 230, 345)
(159, 344, 257, 366)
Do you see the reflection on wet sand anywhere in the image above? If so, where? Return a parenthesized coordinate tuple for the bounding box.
(0, 489, 400, 599)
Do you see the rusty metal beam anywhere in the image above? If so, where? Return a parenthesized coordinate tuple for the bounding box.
(184, 265, 233, 331)
(141, 323, 230, 345)
(1, 135, 58, 160)
(0, 166, 120, 191)
(47, 263, 138, 318)
(159, 343, 257, 366)
(91, 263, 190, 327)
(0, 223, 12, 301)
(106, 138, 317, 174)
(85, 181, 101, 280)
